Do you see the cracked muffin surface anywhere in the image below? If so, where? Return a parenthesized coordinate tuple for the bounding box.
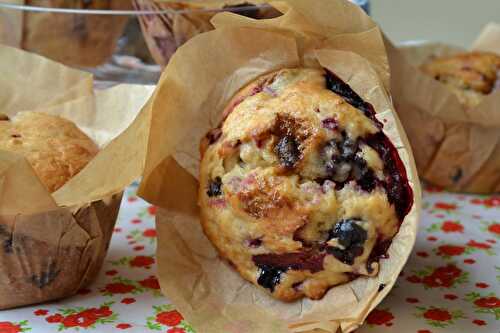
(199, 68, 413, 301)
(0, 112, 98, 193)
(421, 51, 500, 108)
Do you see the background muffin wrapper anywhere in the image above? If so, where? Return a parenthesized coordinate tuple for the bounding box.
(386, 22, 500, 194)
(137, 0, 421, 332)
(0, 45, 155, 308)
(0, 0, 132, 67)
(133, 0, 281, 67)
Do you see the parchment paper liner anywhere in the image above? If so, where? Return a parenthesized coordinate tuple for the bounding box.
(0, 0, 132, 67)
(386, 22, 500, 194)
(133, 0, 281, 67)
(137, 0, 421, 332)
(0, 45, 155, 309)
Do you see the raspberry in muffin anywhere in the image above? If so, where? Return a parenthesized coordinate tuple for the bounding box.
(421, 51, 500, 108)
(199, 68, 413, 301)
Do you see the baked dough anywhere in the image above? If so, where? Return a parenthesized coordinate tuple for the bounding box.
(0, 112, 98, 192)
(421, 51, 500, 108)
(199, 68, 413, 301)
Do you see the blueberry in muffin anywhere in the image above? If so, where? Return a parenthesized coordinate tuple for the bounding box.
(199, 68, 413, 301)
(421, 51, 500, 108)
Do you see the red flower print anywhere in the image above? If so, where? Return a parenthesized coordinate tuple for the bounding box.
(487, 239, 496, 244)
(476, 283, 489, 289)
(62, 313, 96, 328)
(423, 308, 452, 321)
(92, 306, 113, 318)
(444, 294, 458, 300)
(167, 328, 186, 333)
(130, 256, 155, 268)
(434, 202, 457, 210)
(472, 319, 486, 326)
(474, 297, 500, 308)
(131, 218, 141, 224)
(464, 258, 475, 264)
(441, 221, 463, 233)
(416, 251, 429, 258)
(139, 276, 160, 290)
(34, 309, 48, 316)
(427, 236, 438, 242)
(433, 264, 462, 278)
(102, 282, 136, 294)
(114, 228, 122, 233)
(148, 206, 158, 215)
(483, 197, 500, 207)
(106, 270, 118, 276)
(365, 309, 394, 326)
(121, 298, 136, 305)
(406, 275, 422, 283)
(0, 322, 21, 333)
(156, 310, 183, 326)
(46, 314, 64, 323)
(423, 264, 462, 288)
(143, 229, 157, 238)
(417, 330, 432, 333)
(467, 240, 491, 249)
(116, 323, 132, 329)
(488, 223, 500, 235)
(133, 245, 145, 251)
(127, 196, 138, 202)
(406, 297, 419, 303)
(437, 245, 465, 256)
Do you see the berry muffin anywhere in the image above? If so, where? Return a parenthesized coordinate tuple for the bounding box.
(0, 112, 98, 192)
(22, 0, 132, 67)
(199, 68, 413, 301)
(421, 51, 500, 108)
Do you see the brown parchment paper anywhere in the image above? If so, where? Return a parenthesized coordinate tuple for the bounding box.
(0, 0, 131, 67)
(137, 0, 421, 332)
(133, 0, 281, 67)
(0, 44, 155, 309)
(386, 23, 500, 193)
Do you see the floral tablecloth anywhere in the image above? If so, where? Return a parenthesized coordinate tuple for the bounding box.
(0, 182, 498, 333)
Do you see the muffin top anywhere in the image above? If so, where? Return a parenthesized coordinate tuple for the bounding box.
(0, 112, 98, 193)
(421, 51, 500, 108)
(198, 68, 413, 301)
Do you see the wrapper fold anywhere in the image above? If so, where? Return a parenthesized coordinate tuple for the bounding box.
(0, 0, 132, 67)
(138, 0, 421, 332)
(0, 45, 155, 309)
(386, 23, 500, 193)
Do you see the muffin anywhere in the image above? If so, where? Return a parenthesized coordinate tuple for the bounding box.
(22, 0, 132, 67)
(0, 112, 98, 192)
(421, 51, 500, 108)
(198, 68, 413, 301)
(134, 0, 281, 67)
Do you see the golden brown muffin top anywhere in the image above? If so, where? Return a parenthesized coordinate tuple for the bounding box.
(198, 68, 413, 301)
(421, 51, 500, 108)
(0, 112, 98, 193)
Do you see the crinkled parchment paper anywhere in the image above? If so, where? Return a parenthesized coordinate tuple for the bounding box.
(387, 22, 500, 193)
(133, 0, 281, 67)
(0, 45, 154, 309)
(138, 0, 421, 332)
